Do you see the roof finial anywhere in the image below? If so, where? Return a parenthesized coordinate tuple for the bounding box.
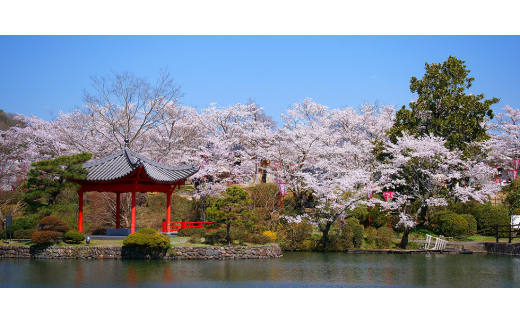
(124, 138, 129, 148)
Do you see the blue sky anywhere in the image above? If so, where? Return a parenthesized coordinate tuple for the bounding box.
(1, 35, 519, 126)
(1, 1, 519, 127)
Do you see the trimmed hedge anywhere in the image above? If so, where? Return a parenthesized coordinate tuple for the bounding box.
(13, 229, 36, 239)
(63, 230, 85, 244)
(435, 212, 470, 237)
(123, 228, 170, 249)
(31, 231, 59, 245)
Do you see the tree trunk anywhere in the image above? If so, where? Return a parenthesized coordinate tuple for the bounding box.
(225, 222, 231, 245)
(399, 227, 412, 249)
(320, 222, 332, 250)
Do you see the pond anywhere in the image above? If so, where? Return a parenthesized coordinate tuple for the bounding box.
(1, 252, 520, 288)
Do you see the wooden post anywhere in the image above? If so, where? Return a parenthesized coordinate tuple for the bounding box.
(116, 192, 121, 229)
(131, 183, 136, 234)
(77, 189, 84, 233)
(166, 187, 173, 233)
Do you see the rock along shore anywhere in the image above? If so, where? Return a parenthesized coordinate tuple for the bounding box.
(0, 244, 283, 260)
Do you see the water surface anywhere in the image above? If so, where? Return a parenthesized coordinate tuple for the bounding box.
(1, 252, 519, 287)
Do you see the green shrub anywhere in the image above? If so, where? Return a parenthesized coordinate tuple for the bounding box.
(13, 229, 36, 239)
(461, 214, 477, 235)
(353, 225, 364, 249)
(189, 236, 202, 244)
(31, 230, 59, 245)
(325, 235, 345, 251)
(376, 227, 394, 249)
(471, 203, 510, 233)
(63, 230, 85, 244)
(177, 227, 207, 237)
(341, 226, 354, 249)
(435, 212, 470, 237)
(345, 217, 360, 227)
(230, 229, 251, 244)
(204, 229, 227, 245)
(279, 221, 313, 251)
(365, 227, 377, 246)
(429, 210, 453, 227)
(123, 228, 170, 249)
(250, 233, 271, 245)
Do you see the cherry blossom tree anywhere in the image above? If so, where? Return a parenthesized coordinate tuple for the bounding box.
(488, 105, 520, 176)
(378, 133, 500, 246)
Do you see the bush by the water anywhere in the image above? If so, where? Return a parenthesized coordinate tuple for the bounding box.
(204, 228, 228, 245)
(31, 230, 60, 245)
(435, 212, 473, 237)
(63, 230, 85, 244)
(123, 228, 170, 249)
(262, 231, 277, 242)
(38, 216, 71, 234)
(376, 227, 394, 249)
(278, 221, 313, 251)
(365, 227, 377, 247)
(470, 203, 510, 233)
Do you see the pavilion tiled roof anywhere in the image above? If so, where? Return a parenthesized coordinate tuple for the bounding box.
(82, 147, 199, 183)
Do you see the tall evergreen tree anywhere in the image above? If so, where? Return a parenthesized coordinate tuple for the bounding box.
(21, 153, 92, 214)
(388, 56, 500, 156)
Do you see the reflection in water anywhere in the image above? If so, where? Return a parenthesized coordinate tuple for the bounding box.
(1, 253, 519, 287)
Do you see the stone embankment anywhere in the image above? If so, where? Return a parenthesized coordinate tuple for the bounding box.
(0, 244, 283, 260)
(484, 242, 520, 256)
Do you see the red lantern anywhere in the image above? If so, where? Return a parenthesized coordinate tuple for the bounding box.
(383, 191, 394, 201)
(278, 182, 289, 209)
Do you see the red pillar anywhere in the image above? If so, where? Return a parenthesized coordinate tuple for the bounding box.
(116, 192, 121, 229)
(131, 184, 136, 234)
(166, 188, 173, 233)
(77, 189, 84, 233)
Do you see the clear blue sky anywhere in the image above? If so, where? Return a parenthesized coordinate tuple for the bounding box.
(1, 8, 519, 127)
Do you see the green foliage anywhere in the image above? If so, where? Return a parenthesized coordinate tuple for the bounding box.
(345, 217, 360, 227)
(461, 214, 477, 235)
(250, 233, 272, 245)
(470, 203, 510, 232)
(177, 227, 207, 237)
(348, 205, 368, 225)
(206, 186, 253, 243)
(352, 225, 364, 249)
(365, 226, 377, 247)
(123, 228, 170, 249)
(388, 56, 500, 156)
(203, 228, 227, 245)
(21, 153, 92, 215)
(376, 227, 394, 249)
(13, 229, 36, 239)
(3, 215, 40, 236)
(503, 179, 520, 213)
(63, 230, 85, 243)
(31, 230, 59, 245)
(278, 221, 313, 251)
(435, 212, 471, 237)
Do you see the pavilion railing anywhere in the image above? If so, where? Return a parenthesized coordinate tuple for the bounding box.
(163, 221, 214, 233)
